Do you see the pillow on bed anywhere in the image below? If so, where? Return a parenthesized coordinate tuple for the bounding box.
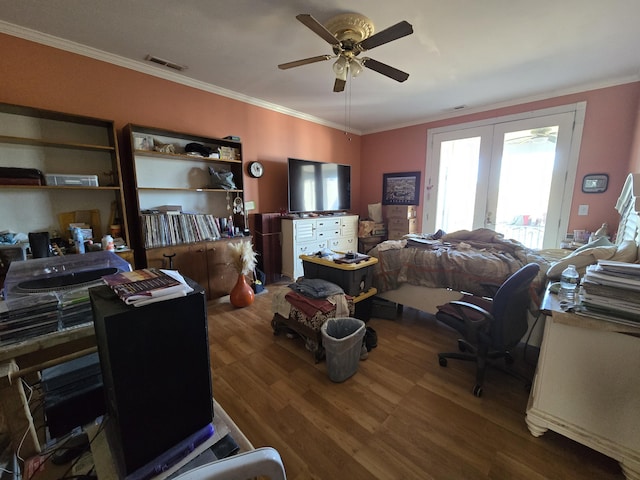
(546, 236, 614, 280)
(547, 254, 598, 280)
(611, 239, 638, 263)
(546, 238, 637, 279)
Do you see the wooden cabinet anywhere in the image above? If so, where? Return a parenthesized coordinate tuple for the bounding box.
(250, 213, 282, 284)
(0, 102, 129, 254)
(206, 239, 242, 298)
(145, 237, 246, 299)
(122, 124, 247, 299)
(281, 215, 358, 280)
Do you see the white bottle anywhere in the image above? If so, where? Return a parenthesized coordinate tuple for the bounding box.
(560, 264, 579, 300)
(73, 227, 85, 254)
(102, 234, 115, 251)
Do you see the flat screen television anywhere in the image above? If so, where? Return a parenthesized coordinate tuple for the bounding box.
(287, 158, 351, 213)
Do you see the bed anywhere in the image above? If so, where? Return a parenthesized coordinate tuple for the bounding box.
(371, 173, 640, 346)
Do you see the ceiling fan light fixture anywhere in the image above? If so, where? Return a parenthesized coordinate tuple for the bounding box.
(333, 56, 348, 75)
(350, 58, 363, 77)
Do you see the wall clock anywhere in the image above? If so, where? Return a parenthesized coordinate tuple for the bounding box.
(248, 161, 264, 178)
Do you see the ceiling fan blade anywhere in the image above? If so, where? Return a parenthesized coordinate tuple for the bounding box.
(278, 55, 332, 70)
(296, 14, 341, 46)
(358, 20, 413, 51)
(333, 78, 346, 93)
(361, 57, 409, 82)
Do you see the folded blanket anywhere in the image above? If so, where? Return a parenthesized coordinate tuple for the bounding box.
(284, 291, 351, 319)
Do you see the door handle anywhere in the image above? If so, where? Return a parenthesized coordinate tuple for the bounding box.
(486, 212, 494, 226)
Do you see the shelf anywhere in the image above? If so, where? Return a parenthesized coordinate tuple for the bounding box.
(0, 102, 130, 256)
(123, 123, 245, 292)
(0, 185, 122, 191)
(0, 134, 115, 152)
(136, 186, 242, 193)
(133, 149, 241, 163)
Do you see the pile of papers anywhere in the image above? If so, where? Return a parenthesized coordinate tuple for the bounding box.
(580, 260, 640, 325)
(102, 268, 193, 307)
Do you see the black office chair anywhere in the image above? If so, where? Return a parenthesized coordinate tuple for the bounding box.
(435, 263, 540, 397)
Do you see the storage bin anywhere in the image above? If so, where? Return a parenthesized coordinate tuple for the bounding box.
(302, 259, 373, 296)
(372, 297, 398, 319)
(321, 317, 365, 382)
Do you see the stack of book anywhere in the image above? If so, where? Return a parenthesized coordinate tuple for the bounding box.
(580, 260, 640, 325)
(102, 268, 193, 307)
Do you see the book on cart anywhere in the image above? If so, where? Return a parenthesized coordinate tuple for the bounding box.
(102, 268, 193, 307)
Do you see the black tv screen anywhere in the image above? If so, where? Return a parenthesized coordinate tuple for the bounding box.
(288, 158, 351, 213)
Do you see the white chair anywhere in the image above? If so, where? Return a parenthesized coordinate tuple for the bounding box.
(172, 447, 286, 480)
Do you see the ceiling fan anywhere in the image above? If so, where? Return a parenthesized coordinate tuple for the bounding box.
(278, 13, 414, 92)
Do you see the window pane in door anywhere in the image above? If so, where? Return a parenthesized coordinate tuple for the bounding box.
(436, 137, 481, 232)
(494, 127, 557, 249)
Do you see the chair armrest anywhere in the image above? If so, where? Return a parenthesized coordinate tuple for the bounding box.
(448, 300, 494, 333)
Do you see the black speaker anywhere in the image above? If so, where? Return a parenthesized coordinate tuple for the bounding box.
(89, 281, 213, 477)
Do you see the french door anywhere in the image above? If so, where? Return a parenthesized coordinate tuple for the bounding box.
(424, 104, 585, 249)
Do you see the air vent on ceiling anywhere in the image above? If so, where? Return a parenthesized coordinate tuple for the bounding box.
(145, 55, 187, 72)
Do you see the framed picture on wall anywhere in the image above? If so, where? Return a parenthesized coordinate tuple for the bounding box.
(382, 171, 421, 205)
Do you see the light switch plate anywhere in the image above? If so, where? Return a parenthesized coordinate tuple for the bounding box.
(578, 204, 589, 216)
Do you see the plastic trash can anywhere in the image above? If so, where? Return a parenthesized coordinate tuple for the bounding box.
(321, 317, 366, 382)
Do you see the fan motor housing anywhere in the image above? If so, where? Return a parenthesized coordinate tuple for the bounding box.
(325, 13, 374, 44)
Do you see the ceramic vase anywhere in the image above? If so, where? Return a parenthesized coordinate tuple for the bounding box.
(230, 273, 255, 307)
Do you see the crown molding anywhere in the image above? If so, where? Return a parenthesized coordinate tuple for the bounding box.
(0, 20, 361, 135)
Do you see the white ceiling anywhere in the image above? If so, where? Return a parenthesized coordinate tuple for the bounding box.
(1, 0, 640, 134)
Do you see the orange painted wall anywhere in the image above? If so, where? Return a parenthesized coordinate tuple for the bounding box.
(2, 33, 639, 236)
(362, 82, 640, 236)
(0, 33, 362, 216)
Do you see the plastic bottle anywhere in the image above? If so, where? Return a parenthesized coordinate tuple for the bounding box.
(102, 234, 115, 251)
(73, 227, 85, 254)
(560, 264, 579, 300)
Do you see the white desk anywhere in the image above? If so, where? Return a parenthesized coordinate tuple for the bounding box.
(526, 290, 640, 480)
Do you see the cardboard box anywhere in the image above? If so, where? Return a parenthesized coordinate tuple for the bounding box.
(387, 217, 418, 232)
(387, 230, 407, 240)
(383, 205, 417, 219)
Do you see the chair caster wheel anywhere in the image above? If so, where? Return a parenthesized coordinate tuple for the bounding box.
(473, 385, 483, 397)
(457, 339, 467, 352)
(438, 356, 447, 367)
(505, 352, 514, 364)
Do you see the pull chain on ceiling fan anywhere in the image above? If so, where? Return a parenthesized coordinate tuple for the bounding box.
(278, 13, 413, 92)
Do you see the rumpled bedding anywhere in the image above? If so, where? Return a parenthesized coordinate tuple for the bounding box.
(370, 228, 550, 305)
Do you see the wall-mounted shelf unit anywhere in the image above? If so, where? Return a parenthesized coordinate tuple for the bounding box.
(0, 102, 129, 253)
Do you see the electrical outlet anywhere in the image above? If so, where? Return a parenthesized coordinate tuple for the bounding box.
(578, 204, 589, 216)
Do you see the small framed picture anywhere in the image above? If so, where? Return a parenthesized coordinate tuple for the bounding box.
(133, 134, 154, 151)
(382, 171, 421, 205)
(582, 173, 608, 193)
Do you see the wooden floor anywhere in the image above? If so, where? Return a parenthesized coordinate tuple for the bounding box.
(208, 283, 624, 480)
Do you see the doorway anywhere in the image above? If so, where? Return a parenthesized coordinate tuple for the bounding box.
(425, 103, 585, 249)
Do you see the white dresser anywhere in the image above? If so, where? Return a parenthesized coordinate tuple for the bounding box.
(526, 291, 640, 479)
(281, 215, 358, 280)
